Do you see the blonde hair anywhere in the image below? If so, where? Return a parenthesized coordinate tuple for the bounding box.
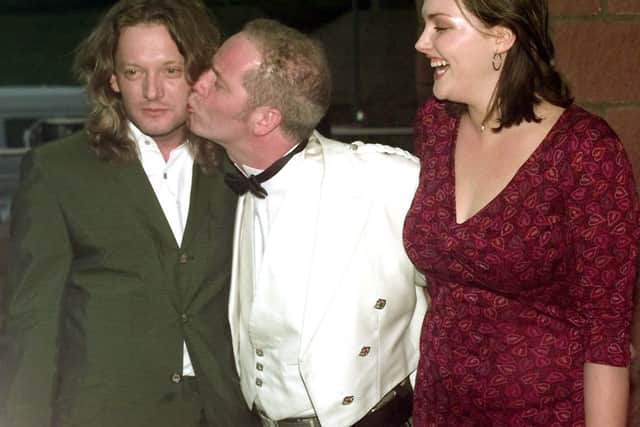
(241, 19, 332, 142)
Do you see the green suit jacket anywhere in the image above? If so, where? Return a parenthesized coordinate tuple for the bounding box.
(0, 132, 253, 426)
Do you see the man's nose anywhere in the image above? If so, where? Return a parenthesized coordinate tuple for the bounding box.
(143, 72, 163, 100)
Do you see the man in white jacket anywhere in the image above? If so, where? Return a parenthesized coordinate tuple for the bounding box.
(188, 18, 427, 427)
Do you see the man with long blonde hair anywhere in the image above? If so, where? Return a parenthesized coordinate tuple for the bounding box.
(0, 1, 250, 426)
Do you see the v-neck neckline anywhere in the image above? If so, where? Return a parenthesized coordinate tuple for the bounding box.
(450, 106, 573, 226)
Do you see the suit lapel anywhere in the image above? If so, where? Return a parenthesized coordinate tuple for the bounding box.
(181, 163, 237, 307)
(183, 159, 239, 248)
(114, 157, 177, 248)
(228, 195, 244, 374)
(181, 165, 207, 250)
(296, 135, 372, 355)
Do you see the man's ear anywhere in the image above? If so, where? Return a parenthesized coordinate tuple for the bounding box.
(492, 25, 516, 54)
(250, 106, 281, 136)
(110, 74, 121, 93)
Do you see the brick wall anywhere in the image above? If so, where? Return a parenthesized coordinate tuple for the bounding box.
(549, 2, 640, 424)
(550, 0, 640, 178)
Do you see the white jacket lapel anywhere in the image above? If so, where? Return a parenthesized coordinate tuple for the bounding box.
(299, 133, 372, 355)
(228, 194, 250, 375)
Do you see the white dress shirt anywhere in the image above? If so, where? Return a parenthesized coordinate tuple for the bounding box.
(238, 150, 316, 419)
(129, 122, 195, 376)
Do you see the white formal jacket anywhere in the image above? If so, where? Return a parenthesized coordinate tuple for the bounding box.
(228, 131, 427, 426)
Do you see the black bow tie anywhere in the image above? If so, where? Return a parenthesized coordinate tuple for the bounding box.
(224, 139, 308, 198)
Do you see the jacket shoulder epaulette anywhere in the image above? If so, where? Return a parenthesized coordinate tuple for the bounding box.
(348, 141, 416, 162)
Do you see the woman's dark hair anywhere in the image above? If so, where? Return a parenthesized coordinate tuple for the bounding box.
(450, 0, 573, 131)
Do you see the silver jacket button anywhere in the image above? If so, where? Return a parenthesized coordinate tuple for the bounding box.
(374, 298, 387, 309)
(342, 396, 354, 405)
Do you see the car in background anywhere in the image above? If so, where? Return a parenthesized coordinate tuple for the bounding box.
(0, 86, 87, 222)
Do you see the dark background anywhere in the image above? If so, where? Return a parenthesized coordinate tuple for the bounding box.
(0, 0, 424, 152)
(0, 0, 415, 85)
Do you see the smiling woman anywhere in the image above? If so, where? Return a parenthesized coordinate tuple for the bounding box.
(404, 0, 640, 426)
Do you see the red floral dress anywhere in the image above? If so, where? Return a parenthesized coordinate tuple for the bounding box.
(403, 98, 640, 426)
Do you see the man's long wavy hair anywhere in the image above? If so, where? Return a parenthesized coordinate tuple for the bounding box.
(449, 0, 573, 131)
(73, 0, 222, 172)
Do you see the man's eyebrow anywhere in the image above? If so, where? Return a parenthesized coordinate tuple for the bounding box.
(211, 65, 228, 86)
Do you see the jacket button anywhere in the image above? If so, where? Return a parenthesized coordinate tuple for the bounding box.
(179, 253, 189, 264)
(256, 349, 264, 357)
(256, 378, 263, 387)
(358, 346, 370, 357)
(181, 313, 189, 323)
(374, 299, 387, 309)
(256, 362, 263, 371)
(342, 396, 354, 405)
(171, 372, 182, 384)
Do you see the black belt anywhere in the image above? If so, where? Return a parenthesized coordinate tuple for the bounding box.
(252, 379, 412, 427)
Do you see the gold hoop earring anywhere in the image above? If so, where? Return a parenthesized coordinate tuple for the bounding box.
(492, 52, 504, 71)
